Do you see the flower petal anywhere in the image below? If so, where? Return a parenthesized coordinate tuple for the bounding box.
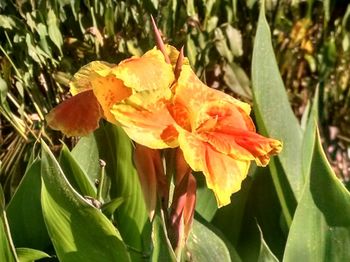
(112, 48, 174, 92)
(90, 74, 132, 123)
(69, 61, 113, 95)
(173, 65, 251, 116)
(178, 129, 250, 207)
(46, 90, 102, 136)
(111, 101, 178, 149)
(211, 127, 283, 166)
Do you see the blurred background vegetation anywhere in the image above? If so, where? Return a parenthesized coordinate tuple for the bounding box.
(0, 0, 350, 197)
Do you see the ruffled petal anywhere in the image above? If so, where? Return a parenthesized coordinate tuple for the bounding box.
(213, 127, 282, 166)
(111, 101, 178, 149)
(69, 61, 114, 95)
(112, 48, 174, 92)
(46, 90, 102, 137)
(177, 129, 250, 207)
(173, 65, 251, 116)
(90, 74, 132, 123)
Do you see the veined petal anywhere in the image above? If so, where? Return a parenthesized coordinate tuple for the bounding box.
(212, 127, 283, 166)
(178, 129, 250, 207)
(173, 65, 251, 116)
(112, 48, 174, 92)
(90, 74, 132, 123)
(69, 61, 114, 95)
(195, 100, 255, 132)
(46, 90, 102, 137)
(167, 101, 192, 132)
(111, 102, 178, 149)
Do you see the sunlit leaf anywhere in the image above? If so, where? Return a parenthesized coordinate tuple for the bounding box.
(93, 122, 149, 253)
(7, 159, 51, 251)
(284, 129, 350, 261)
(252, 2, 302, 214)
(16, 248, 50, 262)
(47, 10, 63, 54)
(59, 144, 97, 198)
(40, 141, 130, 261)
(187, 218, 241, 262)
(71, 133, 100, 183)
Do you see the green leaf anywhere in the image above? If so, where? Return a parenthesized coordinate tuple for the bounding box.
(71, 133, 100, 183)
(225, 25, 243, 57)
(6, 159, 51, 251)
(47, 10, 63, 54)
(0, 77, 8, 104)
(283, 129, 350, 261)
(252, 2, 302, 225)
(0, 15, 16, 29)
(93, 123, 148, 252)
(195, 172, 217, 222)
(16, 248, 50, 262)
(101, 197, 124, 218)
(0, 184, 17, 262)
(252, 2, 303, 200)
(151, 212, 176, 262)
(40, 141, 130, 262)
(223, 62, 252, 99)
(301, 88, 319, 182)
(187, 218, 240, 262)
(59, 144, 97, 198)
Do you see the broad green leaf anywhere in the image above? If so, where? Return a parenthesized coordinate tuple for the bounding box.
(301, 88, 319, 181)
(93, 123, 148, 252)
(0, 184, 17, 262)
(59, 144, 97, 198)
(252, 2, 302, 202)
(187, 218, 240, 262)
(283, 129, 350, 261)
(195, 172, 217, 222)
(7, 159, 51, 251)
(40, 141, 130, 262)
(151, 212, 176, 262)
(16, 248, 50, 262)
(71, 133, 100, 183)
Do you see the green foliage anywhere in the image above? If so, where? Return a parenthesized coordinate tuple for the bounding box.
(41, 140, 130, 261)
(1, 0, 350, 261)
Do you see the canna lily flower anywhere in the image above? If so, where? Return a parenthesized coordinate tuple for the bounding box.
(47, 48, 176, 149)
(168, 63, 282, 207)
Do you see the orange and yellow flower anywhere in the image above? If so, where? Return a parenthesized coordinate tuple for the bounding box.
(47, 48, 175, 148)
(47, 45, 282, 208)
(168, 63, 282, 207)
